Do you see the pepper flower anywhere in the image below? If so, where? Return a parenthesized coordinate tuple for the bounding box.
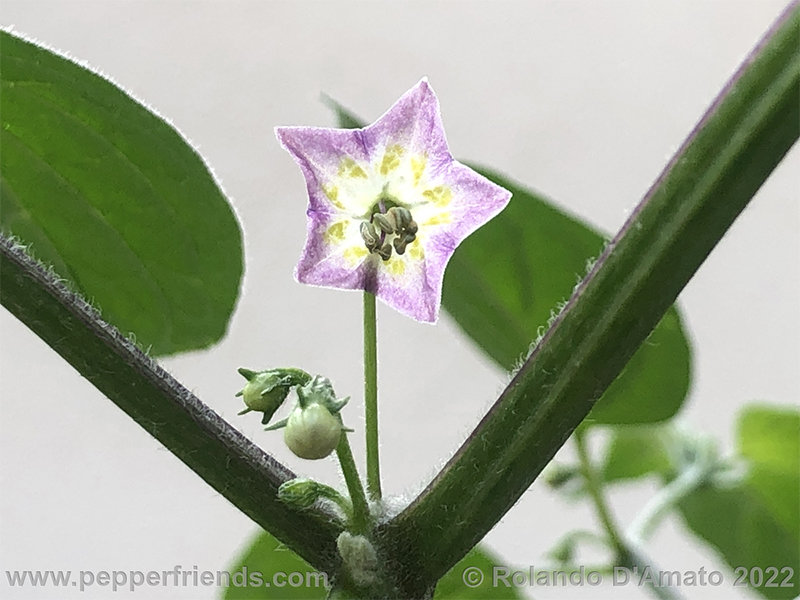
(276, 78, 511, 322)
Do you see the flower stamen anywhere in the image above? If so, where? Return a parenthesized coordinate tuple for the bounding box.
(360, 205, 419, 261)
(359, 221, 380, 252)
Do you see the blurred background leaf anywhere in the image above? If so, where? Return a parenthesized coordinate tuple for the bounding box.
(601, 425, 674, 483)
(327, 101, 691, 425)
(602, 405, 799, 600)
(679, 406, 799, 600)
(224, 530, 327, 599)
(0, 31, 243, 356)
(433, 545, 525, 599)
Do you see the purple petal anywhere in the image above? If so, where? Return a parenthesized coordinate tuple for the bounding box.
(294, 214, 368, 286)
(373, 255, 439, 322)
(276, 126, 370, 215)
(362, 78, 452, 170)
(431, 160, 512, 244)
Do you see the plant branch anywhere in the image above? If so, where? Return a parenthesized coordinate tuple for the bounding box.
(336, 432, 371, 535)
(0, 234, 341, 571)
(621, 548, 687, 600)
(380, 4, 799, 595)
(627, 457, 713, 545)
(574, 428, 626, 557)
(575, 429, 685, 600)
(363, 290, 381, 500)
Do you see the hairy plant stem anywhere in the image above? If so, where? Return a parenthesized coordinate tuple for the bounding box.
(363, 291, 381, 500)
(336, 431, 371, 534)
(574, 429, 685, 600)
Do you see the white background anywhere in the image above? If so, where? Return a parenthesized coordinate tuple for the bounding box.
(1, 2, 797, 599)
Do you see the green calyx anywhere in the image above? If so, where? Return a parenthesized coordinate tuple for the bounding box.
(295, 375, 350, 414)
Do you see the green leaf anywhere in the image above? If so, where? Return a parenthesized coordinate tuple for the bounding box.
(600, 407, 800, 600)
(0, 31, 242, 356)
(325, 107, 691, 426)
(678, 406, 799, 600)
(434, 546, 525, 599)
(445, 167, 692, 424)
(738, 405, 800, 534)
(224, 531, 328, 599)
(601, 425, 674, 483)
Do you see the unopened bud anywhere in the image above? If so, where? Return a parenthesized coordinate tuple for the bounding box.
(278, 478, 325, 508)
(238, 371, 290, 423)
(284, 403, 342, 460)
(278, 478, 351, 516)
(236, 367, 311, 425)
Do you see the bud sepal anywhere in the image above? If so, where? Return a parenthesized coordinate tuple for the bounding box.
(295, 375, 350, 414)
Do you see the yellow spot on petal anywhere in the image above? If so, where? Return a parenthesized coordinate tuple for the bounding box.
(324, 221, 348, 243)
(344, 246, 368, 264)
(410, 155, 426, 186)
(386, 257, 406, 276)
(380, 144, 405, 176)
(338, 157, 367, 179)
(408, 243, 424, 261)
(422, 185, 452, 207)
(423, 212, 452, 226)
(323, 185, 345, 210)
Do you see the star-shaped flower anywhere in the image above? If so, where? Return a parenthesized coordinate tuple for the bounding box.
(276, 78, 511, 322)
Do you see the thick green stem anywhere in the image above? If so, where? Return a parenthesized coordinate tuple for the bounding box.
(363, 291, 381, 500)
(336, 431, 371, 534)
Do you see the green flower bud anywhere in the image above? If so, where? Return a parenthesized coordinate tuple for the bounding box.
(236, 367, 311, 425)
(278, 478, 325, 508)
(278, 478, 352, 517)
(284, 403, 342, 460)
(241, 372, 289, 412)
